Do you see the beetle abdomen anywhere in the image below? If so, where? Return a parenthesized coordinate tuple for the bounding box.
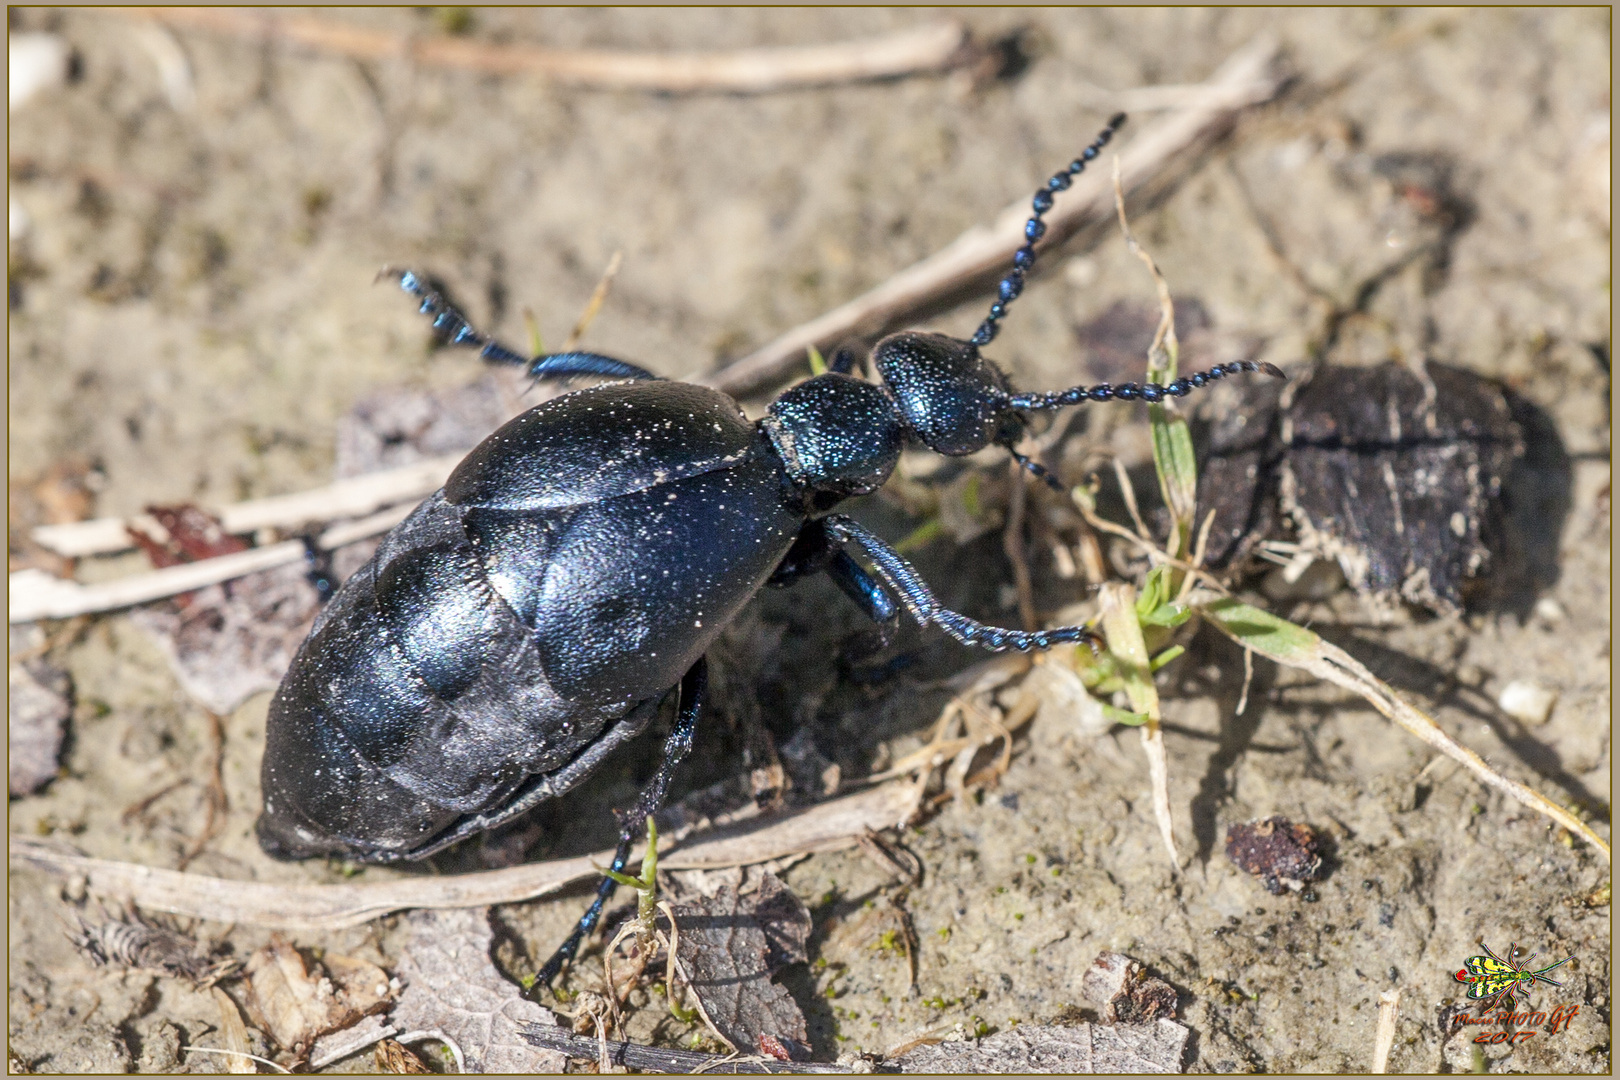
(258, 494, 630, 859)
(260, 389, 801, 862)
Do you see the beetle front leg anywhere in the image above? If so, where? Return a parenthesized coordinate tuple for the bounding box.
(824, 550, 910, 680)
(822, 514, 1102, 653)
(535, 656, 707, 989)
(771, 521, 905, 677)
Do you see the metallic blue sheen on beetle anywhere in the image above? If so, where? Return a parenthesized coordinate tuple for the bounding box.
(254, 114, 1282, 982)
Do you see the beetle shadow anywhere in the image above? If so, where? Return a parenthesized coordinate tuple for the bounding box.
(1469, 386, 1574, 619)
(1165, 624, 1285, 867)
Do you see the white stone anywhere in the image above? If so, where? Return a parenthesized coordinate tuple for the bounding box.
(10, 33, 70, 112)
(1498, 679, 1557, 726)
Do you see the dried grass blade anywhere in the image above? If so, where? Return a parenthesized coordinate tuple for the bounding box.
(1195, 596, 1610, 861)
(1098, 583, 1179, 866)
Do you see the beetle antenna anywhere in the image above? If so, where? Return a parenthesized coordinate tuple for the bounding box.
(1006, 359, 1286, 411)
(970, 113, 1127, 349)
(1007, 447, 1066, 493)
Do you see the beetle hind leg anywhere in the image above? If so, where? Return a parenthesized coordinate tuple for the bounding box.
(384, 267, 658, 381)
(534, 657, 707, 989)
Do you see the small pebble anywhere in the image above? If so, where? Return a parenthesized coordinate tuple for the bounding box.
(1533, 596, 1567, 624)
(1497, 679, 1557, 726)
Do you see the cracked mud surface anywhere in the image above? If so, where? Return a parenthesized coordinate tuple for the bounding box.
(9, 8, 1610, 1073)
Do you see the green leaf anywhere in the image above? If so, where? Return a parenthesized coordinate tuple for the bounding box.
(1099, 583, 1157, 719)
(1196, 597, 1321, 657)
(1102, 703, 1151, 726)
(807, 344, 828, 376)
(1139, 602, 1192, 628)
(1148, 404, 1199, 558)
(1134, 566, 1190, 627)
(1149, 644, 1185, 671)
(894, 517, 945, 554)
(1136, 566, 1170, 618)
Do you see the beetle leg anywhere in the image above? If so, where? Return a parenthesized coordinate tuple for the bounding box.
(386, 267, 659, 380)
(299, 534, 337, 605)
(822, 514, 1103, 653)
(827, 344, 861, 376)
(825, 549, 908, 676)
(766, 520, 840, 587)
(535, 657, 707, 988)
(526, 350, 661, 382)
(770, 523, 907, 679)
(379, 697, 662, 864)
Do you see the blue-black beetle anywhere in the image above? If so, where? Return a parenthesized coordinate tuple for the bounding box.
(255, 115, 1281, 980)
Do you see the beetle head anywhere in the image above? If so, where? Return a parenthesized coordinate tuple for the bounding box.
(873, 331, 1025, 457)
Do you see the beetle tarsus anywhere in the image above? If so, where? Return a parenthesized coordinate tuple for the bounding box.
(384, 266, 659, 380)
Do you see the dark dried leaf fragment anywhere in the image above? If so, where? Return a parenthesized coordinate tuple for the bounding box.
(673, 875, 811, 1059)
(1196, 361, 1524, 612)
(1225, 816, 1325, 896)
(1080, 951, 1179, 1024)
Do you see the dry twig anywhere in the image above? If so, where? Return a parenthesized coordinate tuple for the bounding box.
(115, 9, 972, 94)
(1002, 457, 1038, 632)
(9, 781, 920, 930)
(709, 34, 1285, 396)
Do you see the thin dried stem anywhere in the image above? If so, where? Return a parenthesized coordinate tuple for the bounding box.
(8, 781, 922, 930)
(561, 251, 624, 352)
(1071, 492, 1233, 597)
(1112, 156, 1179, 379)
(1110, 458, 1152, 541)
(1195, 595, 1611, 861)
(114, 10, 972, 94)
(1003, 458, 1038, 632)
